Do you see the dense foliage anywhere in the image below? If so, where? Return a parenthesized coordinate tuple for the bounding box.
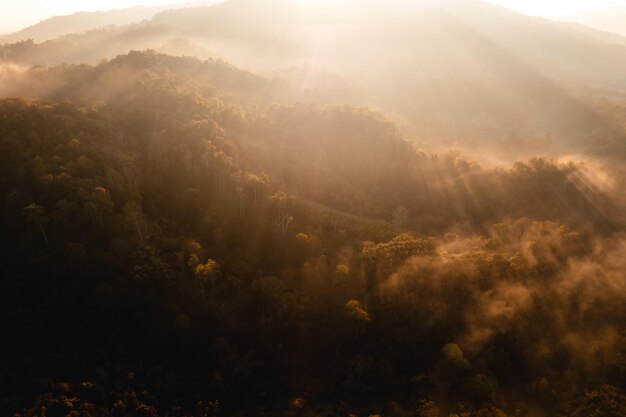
(0, 51, 624, 417)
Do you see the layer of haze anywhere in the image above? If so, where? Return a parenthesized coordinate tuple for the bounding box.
(486, 0, 626, 18)
(0, 0, 191, 31)
(3, 0, 626, 32)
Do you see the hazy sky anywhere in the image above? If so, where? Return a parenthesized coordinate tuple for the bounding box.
(1, 0, 626, 32)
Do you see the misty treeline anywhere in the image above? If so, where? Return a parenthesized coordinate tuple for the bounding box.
(0, 51, 624, 417)
(5, 0, 626, 165)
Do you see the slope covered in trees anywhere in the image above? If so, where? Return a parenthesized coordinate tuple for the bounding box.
(0, 5, 173, 44)
(0, 50, 624, 417)
(4, 0, 626, 163)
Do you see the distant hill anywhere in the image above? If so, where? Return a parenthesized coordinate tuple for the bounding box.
(3, 0, 626, 161)
(565, 8, 626, 36)
(0, 5, 178, 44)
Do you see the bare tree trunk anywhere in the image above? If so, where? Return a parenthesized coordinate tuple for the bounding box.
(40, 227, 49, 249)
(137, 223, 144, 245)
(236, 186, 246, 220)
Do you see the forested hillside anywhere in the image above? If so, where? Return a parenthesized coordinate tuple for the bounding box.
(2, 0, 626, 415)
(0, 50, 624, 417)
(0, 5, 173, 44)
(4, 0, 626, 163)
